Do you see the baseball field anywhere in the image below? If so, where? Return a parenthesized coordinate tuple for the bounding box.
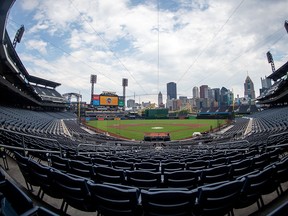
(86, 118, 226, 141)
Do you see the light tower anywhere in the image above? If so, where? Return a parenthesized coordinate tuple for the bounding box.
(285, 20, 288, 34)
(122, 78, 128, 111)
(266, 51, 275, 73)
(13, 25, 25, 48)
(90, 75, 97, 105)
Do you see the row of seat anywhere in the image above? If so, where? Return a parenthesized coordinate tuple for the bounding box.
(17, 150, 284, 192)
(49, 148, 279, 175)
(15, 151, 288, 215)
(71, 147, 279, 166)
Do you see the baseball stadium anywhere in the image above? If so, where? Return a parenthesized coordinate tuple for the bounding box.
(0, 1, 288, 216)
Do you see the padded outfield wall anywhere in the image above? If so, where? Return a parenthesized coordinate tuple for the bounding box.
(144, 109, 169, 119)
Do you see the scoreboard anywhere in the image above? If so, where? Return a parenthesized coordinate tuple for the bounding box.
(92, 94, 124, 107)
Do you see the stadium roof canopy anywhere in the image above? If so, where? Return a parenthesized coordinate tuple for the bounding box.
(28, 75, 61, 88)
(267, 61, 288, 81)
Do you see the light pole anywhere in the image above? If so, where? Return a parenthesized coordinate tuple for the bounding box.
(90, 75, 97, 105)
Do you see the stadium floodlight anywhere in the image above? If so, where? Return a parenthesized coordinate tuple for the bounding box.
(285, 20, 288, 34)
(13, 25, 25, 48)
(266, 51, 273, 63)
(90, 74, 97, 84)
(266, 51, 275, 73)
(122, 78, 128, 111)
(90, 75, 97, 105)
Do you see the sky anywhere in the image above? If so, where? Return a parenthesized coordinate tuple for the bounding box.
(6, 0, 288, 104)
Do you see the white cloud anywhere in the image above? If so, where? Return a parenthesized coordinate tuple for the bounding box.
(8, 0, 288, 103)
(25, 39, 48, 55)
(20, 0, 39, 11)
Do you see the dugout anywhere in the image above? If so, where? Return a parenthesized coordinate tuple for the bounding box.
(144, 132, 171, 141)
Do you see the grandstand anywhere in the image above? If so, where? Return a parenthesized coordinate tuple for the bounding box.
(0, 1, 288, 216)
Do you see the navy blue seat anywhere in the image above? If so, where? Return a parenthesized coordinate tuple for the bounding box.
(163, 170, 200, 189)
(0, 179, 34, 215)
(87, 182, 141, 216)
(186, 160, 208, 171)
(68, 160, 94, 178)
(126, 170, 162, 189)
(50, 155, 70, 173)
(230, 158, 253, 179)
(195, 179, 245, 216)
(28, 159, 62, 200)
(199, 165, 231, 185)
(135, 162, 160, 172)
(14, 152, 38, 191)
(50, 169, 96, 213)
(235, 166, 277, 210)
(112, 160, 134, 171)
(93, 165, 125, 184)
(274, 156, 288, 194)
(91, 157, 111, 167)
(141, 188, 197, 216)
(208, 157, 228, 168)
(161, 162, 185, 173)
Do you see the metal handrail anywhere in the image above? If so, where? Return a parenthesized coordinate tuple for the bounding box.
(266, 131, 288, 147)
(0, 128, 62, 156)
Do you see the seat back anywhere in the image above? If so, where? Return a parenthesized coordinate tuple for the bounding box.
(186, 160, 208, 171)
(199, 165, 231, 185)
(135, 162, 160, 172)
(196, 179, 244, 216)
(50, 170, 95, 212)
(161, 162, 185, 173)
(87, 182, 141, 216)
(235, 166, 276, 209)
(28, 160, 62, 199)
(141, 188, 197, 216)
(230, 158, 253, 179)
(163, 170, 200, 189)
(14, 152, 38, 190)
(91, 157, 111, 167)
(112, 160, 134, 171)
(93, 166, 125, 184)
(275, 156, 288, 184)
(0, 179, 34, 215)
(208, 157, 228, 168)
(252, 153, 270, 170)
(68, 160, 94, 178)
(126, 170, 162, 189)
(50, 155, 70, 173)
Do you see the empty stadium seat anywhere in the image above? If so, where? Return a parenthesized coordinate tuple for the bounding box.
(87, 182, 142, 216)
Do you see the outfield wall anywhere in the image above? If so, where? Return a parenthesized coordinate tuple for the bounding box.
(144, 109, 169, 119)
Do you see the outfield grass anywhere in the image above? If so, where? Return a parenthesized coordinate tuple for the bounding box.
(86, 119, 226, 141)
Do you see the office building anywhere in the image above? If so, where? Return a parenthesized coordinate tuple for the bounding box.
(167, 82, 177, 100)
(244, 76, 256, 99)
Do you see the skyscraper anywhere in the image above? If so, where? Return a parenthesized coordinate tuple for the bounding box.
(167, 82, 177, 100)
(244, 76, 256, 99)
(200, 85, 208, 99)
(260, 76, 272, 96)
(213, 88, 220, 102)
(158, 91, 163, 106)
(192, 86, 199, 98)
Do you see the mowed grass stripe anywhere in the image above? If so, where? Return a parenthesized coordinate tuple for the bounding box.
(86, 119, 226, 140)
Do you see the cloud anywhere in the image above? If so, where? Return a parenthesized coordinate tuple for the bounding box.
(8, 0, 288, 103)
(25, 39, 48, 55)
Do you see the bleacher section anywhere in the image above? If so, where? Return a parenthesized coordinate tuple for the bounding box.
(199, 105, 259, 115)
(0, 115, 287, 215)
(258, 57, 288, 105)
